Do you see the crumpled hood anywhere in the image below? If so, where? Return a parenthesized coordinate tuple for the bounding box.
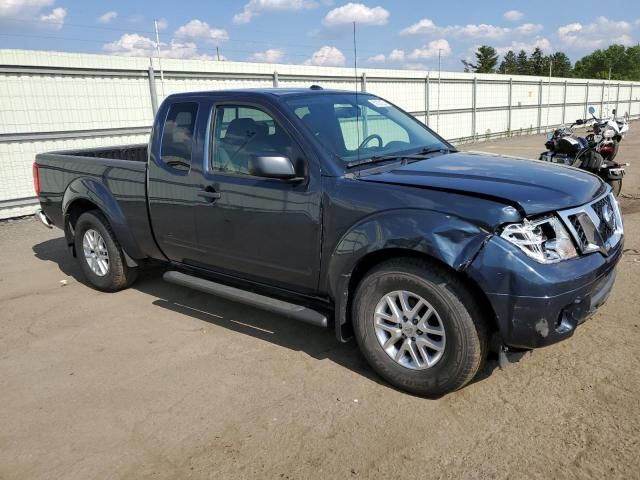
(357, 151, 605, 216)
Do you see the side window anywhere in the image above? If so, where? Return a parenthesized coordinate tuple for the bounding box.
(212, 105, 302, 177)
(160, 102, 198, 172)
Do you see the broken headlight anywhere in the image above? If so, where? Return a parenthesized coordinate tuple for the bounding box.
(500, 216, 577, 264)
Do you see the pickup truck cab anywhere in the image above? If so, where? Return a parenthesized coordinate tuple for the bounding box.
(34, 87, 624, 396)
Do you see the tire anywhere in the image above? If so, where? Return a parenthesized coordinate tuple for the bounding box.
(608, 178, 622, 197)
(74, 210, 138, 292)
(352, 258, 488, 397)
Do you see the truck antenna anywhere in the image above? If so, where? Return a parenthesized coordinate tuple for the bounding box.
(353, 21, 361, 165)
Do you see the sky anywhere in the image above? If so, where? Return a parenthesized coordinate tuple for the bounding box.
(0, 0, 639, 71)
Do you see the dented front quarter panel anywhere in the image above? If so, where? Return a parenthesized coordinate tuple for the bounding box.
(320, 176, 521, 299)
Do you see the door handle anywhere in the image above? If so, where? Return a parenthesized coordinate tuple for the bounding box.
(198, 187, 222, 202)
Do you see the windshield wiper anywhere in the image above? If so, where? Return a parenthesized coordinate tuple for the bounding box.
(345, 146, 454, 169)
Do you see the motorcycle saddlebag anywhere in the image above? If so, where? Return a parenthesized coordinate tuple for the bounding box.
(555, 136, 583, 155)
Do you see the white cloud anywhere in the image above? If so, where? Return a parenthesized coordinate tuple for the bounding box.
(408, 39, 451, 60)
(233, 0, 319, 24)
(515, 23, 543, 35)
(367, 48, 404, 63)
(400, 17, 543, 40)
(39, 7, 65, 28)
(174, 19, 229, 44)
(323, 3, 389, 27)
(496, 37, 552, 56)
(403, 63, 428, 70)
(304, 45, 346, 66)
(400, 18, 436, 35)
(557, 16, 634, 50)
(98, 11, 117, 23)
(504, 10, 523, 21)
(367, 53, 386, 62)
(0, 0, 53, 17)
(388, 48, 405, 61)
(103, 33, 206, 59)
(250, 48, 284, 62)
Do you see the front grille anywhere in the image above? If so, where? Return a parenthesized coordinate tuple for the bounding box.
(591, 196, 616, 241)
(559, 192, 623, 255)
(569, 215, 588, 248)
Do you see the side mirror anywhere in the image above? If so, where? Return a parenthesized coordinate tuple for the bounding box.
(575, 119, 584, 125)
(612, 109, 617, 116)
(248, 153, 301, 180)
(588, 106, 596, 115)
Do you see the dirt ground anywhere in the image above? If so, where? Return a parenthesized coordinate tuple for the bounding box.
(1, 127, 639, 480)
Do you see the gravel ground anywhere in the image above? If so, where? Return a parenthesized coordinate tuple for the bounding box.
(1, 127, 639, 479)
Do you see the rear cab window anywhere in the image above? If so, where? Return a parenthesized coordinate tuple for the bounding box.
(160, 102, 199, 173)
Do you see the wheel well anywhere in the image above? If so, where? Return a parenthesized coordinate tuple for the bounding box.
(343, 249, 498, 338)
(64, 199, 100, 255)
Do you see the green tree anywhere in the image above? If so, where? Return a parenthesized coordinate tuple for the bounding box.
(529, 47, 545, 76)
(498, 50, 517, 74)
(516, 50, 530, 75)
(574, 44, 640, 80)
(548, 52, 573, 77)
(474, 45, 498, 73)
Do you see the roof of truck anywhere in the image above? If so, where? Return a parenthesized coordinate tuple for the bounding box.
(168, 87, 365, 99)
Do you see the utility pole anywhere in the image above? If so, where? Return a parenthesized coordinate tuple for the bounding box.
(546, 59, 552, 130)
(154, 19, 165, 97)
(437, 48, 442, 132)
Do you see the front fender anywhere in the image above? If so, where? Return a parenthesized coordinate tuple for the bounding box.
(62, 177, 144, 259)
(326, 209, 491, 299)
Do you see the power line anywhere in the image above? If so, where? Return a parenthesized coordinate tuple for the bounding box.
(0, 15, 385, 55)
(0, 31, 371, 62)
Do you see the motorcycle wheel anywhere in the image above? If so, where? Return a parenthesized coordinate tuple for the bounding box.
(608, 179, 622, 197)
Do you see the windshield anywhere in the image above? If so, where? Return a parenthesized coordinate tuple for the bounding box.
(284, 93, 448, 164)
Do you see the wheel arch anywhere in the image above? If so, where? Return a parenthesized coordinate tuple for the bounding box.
(62, 178, 143, 263)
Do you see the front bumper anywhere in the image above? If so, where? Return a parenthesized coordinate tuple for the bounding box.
(466, 235, 623, 349)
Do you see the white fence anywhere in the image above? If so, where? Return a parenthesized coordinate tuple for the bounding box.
(1, 49, 639, 219)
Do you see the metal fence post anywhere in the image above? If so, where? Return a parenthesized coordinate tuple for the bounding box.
(361, 72, 367, 92)
(629, 84, 633, 117)
(537, 79, 543, 134)
(425, 73, 430, 125)
(273, 71, 279, 88)
(507, 77, 513, 135)
(584, 81, 590, 119)
(600, 81, 605, 116)
(472, 77, 477, 140)
(562, 80, 567, 125)
(615, 82, 620, 113)
(147, 62, 158, 116)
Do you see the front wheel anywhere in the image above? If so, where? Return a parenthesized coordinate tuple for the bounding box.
(74, 210, 138, 292)
(352, 258, 488, 397)
(608, 178, 622, 197)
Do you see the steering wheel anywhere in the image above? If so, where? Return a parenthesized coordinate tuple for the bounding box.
(358, 134, 383, 150)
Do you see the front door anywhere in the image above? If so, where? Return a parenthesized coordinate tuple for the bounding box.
(193, 103, 322, 293)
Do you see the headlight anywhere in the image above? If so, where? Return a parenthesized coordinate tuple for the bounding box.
(500, 216, 577, 263)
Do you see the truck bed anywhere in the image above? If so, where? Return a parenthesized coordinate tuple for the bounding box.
(35, 143, 162, 261)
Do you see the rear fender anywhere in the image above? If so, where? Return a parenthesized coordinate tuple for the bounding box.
(62, 177, 144, 260)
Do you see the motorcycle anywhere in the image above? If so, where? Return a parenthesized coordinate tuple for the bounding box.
(539, 107, 626, 196)
(589, 108, 629, 162)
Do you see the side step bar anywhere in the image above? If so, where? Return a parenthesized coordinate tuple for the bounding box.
(163, 271, 328, 328)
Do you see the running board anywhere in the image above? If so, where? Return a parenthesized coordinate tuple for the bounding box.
(163, 271, 328, 328)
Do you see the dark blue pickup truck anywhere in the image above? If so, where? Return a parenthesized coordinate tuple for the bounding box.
(34, 87, 624, 396)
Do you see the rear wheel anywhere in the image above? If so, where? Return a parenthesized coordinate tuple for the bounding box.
(352, 258, 488, 397)
(74, 210, 137, 291)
